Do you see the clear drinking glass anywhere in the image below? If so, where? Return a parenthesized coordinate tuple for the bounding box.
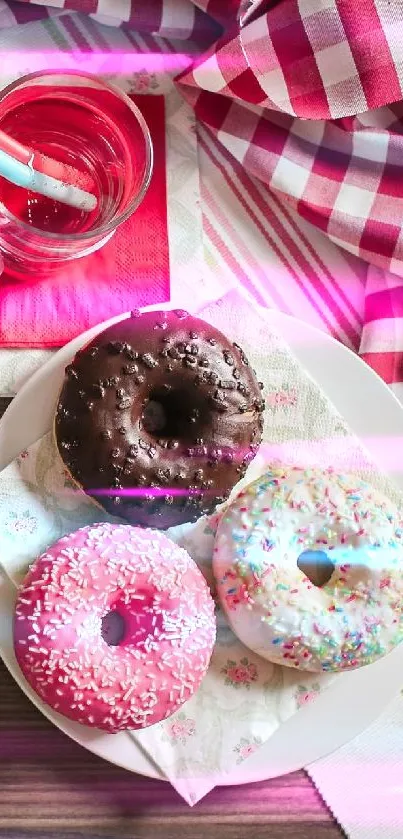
(0, 70, 153, 279)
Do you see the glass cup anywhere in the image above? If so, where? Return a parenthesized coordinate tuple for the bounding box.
(0, 70, 153, 279)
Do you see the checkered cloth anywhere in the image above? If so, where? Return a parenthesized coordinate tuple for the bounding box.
(176, 1, 403, 279)
(0, 0, 222, 40)
(1, 0, 403, 389)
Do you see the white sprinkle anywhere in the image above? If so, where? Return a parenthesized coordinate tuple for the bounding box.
(123, 685, 136, 702)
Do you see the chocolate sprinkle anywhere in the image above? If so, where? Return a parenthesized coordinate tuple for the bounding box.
(141, 353, 158, 369)
(108, 341, 124, 354)
(122, 364, 138, 375)
(117, 398, 132, 411)
(66, 365, 78, 380)
(223, 351, 234, 366)
(91, 384, 105, 399)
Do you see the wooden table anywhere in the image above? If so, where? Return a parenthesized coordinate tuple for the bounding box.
(0, 398, 343, 839)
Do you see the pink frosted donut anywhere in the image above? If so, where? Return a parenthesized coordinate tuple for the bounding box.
(14, 522, 216, 732)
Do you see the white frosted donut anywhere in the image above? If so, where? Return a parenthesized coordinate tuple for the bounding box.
(213, 467, 403, 672)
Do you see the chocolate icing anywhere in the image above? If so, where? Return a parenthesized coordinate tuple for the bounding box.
(55, 310, 264, 529)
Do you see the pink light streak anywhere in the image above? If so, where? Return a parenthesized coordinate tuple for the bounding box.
(248, 438, 403, 477)
(0, 51, 191, 75)
(88, 487, 208, 498)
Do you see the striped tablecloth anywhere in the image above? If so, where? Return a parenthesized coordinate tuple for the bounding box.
(0, 2, 403, 837)
(0, 652, 342, 839)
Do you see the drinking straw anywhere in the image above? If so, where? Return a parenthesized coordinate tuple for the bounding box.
(0, 128, 97, 213)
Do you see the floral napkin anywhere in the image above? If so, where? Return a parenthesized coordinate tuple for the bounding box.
(0, 289, 401, 805)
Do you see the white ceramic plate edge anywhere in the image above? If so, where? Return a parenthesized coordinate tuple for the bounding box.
(1, 307, 403, 786)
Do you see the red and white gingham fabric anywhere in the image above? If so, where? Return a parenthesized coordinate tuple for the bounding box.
(1, 0, 403, 390)
(176, 1, 403, 281)
(359, 265, 403, 399)
(0, 0, 222, 40)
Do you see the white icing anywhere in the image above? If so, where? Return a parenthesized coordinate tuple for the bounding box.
(213, 467, 403, 672)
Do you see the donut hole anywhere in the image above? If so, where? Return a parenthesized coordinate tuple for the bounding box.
(142, 387, 209, 442)
(101, 610, 126, 646)
(101, 594, 168, 649)
(297, 549, 335, 588)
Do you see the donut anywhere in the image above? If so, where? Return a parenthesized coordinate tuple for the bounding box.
(14, 522, 216, 732)
(54, 309, 264, 529)
(213, 466, 403, 672)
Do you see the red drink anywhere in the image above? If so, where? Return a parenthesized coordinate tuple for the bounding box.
(0, 98, 102, 235)
(0, 72, 152, 278)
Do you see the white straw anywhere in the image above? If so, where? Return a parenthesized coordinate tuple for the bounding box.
(0, 147, 97, 212)
(29, 168, 97, 212)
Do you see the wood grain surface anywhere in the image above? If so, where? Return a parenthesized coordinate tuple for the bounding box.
(0, 396, 344, 839)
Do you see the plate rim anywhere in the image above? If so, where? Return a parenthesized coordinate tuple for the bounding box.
(1, 305, 403, 787)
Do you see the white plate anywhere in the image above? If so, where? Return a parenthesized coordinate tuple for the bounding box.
(1, 306, 403, 786)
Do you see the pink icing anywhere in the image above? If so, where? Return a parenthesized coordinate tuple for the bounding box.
(14, 522, 216, 732)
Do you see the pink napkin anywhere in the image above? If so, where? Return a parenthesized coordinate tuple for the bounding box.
(0, 94, 169, 347)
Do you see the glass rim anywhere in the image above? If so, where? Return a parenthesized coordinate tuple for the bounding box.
(0, 69, 154, 242)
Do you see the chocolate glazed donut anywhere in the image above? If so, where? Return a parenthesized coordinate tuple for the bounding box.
(55, 309, 265, 529)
